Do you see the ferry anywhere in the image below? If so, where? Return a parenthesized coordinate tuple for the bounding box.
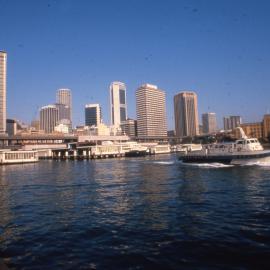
(149, 144, 171, 155)
(179, 128, 270, 165)
(0, 150, 39, 165)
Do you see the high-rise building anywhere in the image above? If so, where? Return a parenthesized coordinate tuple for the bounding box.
(202, 112, 217, 134)
(56, 88, 72, 124)
(174, 91, 199, 137)
(223, 117, 230, 130)
(136, 84, 167, 137)
(0, 51, 7, 134)
(85, 104, 102, 126)
(223, 115, 241, 130)
(39, 105, 59, 133)
(110, 82, 127, 127)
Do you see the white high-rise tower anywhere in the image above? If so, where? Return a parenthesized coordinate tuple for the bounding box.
(110, 82, 127, 127)
(0, 51, 7, 134)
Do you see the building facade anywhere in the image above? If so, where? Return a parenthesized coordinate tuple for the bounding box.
(223, 115, 241, 130)
(120, 119, 137, 137)
(0, 51, 7, 134)
(263, 114, 270, 139)
(56, 88, 72, 125)
(136, 84, 167, 137)
(85, 104, 102, 126)
(110, 82, 127, 127)
(174, 91, 199, 137)
(39, 105, 59, 133)
(239, 122, 263, 139)
(202, 112, 217, 134)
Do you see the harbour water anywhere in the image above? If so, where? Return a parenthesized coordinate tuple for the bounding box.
(1, 154, 270, 269)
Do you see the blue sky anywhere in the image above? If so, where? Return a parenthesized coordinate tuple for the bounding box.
(1, 0, 270, 129)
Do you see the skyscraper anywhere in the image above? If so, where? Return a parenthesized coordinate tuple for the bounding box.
(110, 82, 127, 127)
(56, 88, 72, 124)
(0, 51, 7, 134)
(40, 105, 59, 133)
(136, 84, 167, 137)
(85, 104, 102, 126)
(223, 115, 241, 130)
(174, 91, 199, 137)
(202, 112, 217, 134)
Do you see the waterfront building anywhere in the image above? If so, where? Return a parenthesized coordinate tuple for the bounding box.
(120, 119, 137, 137)
(239, 122, 263, 139)
(0, 51, 7, 134)
(174, 91, 199, 138)
(223, 115, 241, 130)
(202, 112, 217, 134)
(56, 88, 72, 125)
(110, 82, 127, 127)
(85, 104, 102, 126)
(263, 114, 270, 139)
(39, 105, 59, 133)
(6, 119, 17, 136)
(136, 84, 167, 137)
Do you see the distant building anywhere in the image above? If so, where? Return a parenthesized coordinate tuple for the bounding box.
(223, 115, 241, 130)
(56, 88, 72, 125)
(202, 113, 217, 134)
(174, 91, 199, 137)
(263, 114, 270, 139)
(0, 51, 7, 134)
(85, 104, 102, 126)
(54, 123, 70, 134)
(136, 84, 167, 137)
(31, 120, 40, 131)
(39, 105, 59, 133)
(120, 119, 137, 137)
(6, 119, 17, 136)
(167, 130, 175, 137)
(110, 82, 127, 127)
(240, 122, 263, 139)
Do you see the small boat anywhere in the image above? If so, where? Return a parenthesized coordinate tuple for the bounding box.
(179, 128, 270, 165)
(0, 149, 39, 165)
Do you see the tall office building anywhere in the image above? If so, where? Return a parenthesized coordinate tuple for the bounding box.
(174, 91, 199, 137)
(136, 84, 167, 137)
(0, 51, 7, 134)
(56, 88, 72, 124)
(110, 82, 127, 127)
(202, 112, 217, 134)
(40, 105, 59, 133)
(223, 117, 230, 130)
(85, 104, 102, 126)
(223, 115, 241, 130)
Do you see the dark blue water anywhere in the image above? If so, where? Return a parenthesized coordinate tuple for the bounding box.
(1, 154, 270, 269)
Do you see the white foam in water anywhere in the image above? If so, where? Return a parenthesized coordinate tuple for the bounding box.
(153, 161, 176, 165)
(179, 161, 234, 168)
(239, 161, 270, 167)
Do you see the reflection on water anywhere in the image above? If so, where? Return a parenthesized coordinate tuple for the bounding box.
(1, 155, 270, 269)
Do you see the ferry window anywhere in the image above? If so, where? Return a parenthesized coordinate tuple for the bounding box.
(250, 140, 255, 143)
(237, 141, 243, 144)
(247, 141, 250, 144)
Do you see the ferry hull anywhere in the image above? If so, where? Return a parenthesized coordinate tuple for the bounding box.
(180, 151, 270, 165)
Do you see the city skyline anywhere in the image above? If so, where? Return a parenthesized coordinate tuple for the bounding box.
(1, 1, 270, 128)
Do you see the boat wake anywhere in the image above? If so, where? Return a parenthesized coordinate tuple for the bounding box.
(152, 161, 176, 165)
(179, 161, 234, 168)
(239, 161, 270, 167)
